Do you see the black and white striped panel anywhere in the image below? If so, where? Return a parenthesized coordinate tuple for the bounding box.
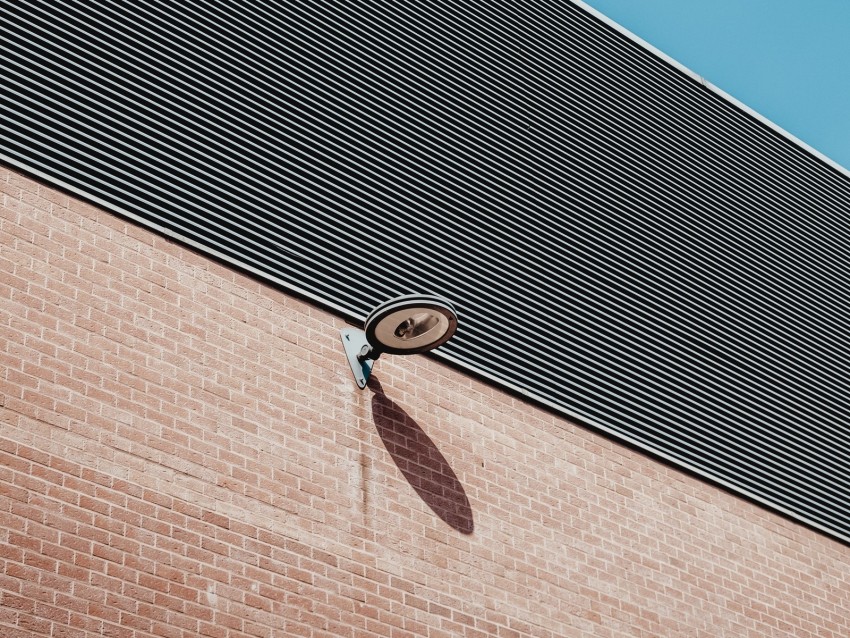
(3, 0, 850, 542)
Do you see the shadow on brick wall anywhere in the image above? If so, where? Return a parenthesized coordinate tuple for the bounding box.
(369, 377, 474, 534)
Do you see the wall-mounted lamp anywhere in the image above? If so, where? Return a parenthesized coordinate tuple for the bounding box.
(340, 294, 458, 389)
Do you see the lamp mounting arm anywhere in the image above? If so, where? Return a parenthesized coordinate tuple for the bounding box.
(340, 328, 376, 389)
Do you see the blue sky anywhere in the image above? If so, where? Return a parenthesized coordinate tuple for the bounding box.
(580, 0, 850, 172)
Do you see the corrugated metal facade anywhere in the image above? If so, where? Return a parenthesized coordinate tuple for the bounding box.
(3, 0, 850, 542)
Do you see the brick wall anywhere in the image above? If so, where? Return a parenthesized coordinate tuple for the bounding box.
(1, 163, 848, 638)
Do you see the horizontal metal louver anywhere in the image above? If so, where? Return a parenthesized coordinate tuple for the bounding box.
(3, 0, 850, 542)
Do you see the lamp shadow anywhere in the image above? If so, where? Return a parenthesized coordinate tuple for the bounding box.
(368, 377, 474, 534)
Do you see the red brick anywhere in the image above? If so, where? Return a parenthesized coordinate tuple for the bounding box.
(0, 166, 848, 638)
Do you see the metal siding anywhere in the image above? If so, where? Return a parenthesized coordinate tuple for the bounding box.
(3, 0, 850, 540)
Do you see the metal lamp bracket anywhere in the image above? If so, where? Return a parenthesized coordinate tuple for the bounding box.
(340, 328, 380, 389)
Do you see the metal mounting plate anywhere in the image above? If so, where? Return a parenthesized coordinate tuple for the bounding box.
(340, 328, 374, 389)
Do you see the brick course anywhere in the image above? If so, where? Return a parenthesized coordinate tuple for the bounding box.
(1, 164, 849, 637)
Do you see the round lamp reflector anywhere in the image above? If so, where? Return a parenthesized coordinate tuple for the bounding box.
(364, 294, 458, 355)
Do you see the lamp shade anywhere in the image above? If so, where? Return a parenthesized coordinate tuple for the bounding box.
(364, 294, 458, 355)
